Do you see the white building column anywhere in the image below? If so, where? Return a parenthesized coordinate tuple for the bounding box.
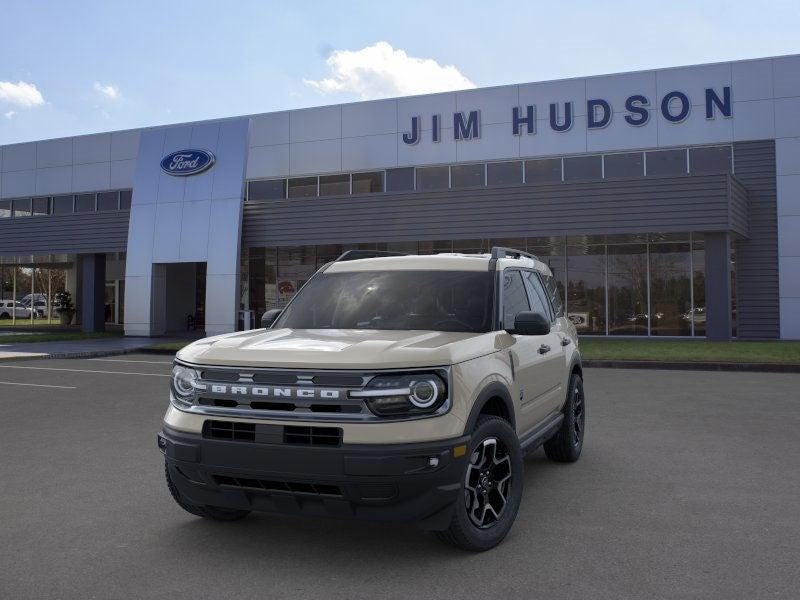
(774, 55, 800, 339)
(124, 118, 249, 337)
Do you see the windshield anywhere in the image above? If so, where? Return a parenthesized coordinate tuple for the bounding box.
(274, 270, 495, 333)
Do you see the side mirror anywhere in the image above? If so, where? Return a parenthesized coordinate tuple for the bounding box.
(260, 309, 282, 328)
(509, 311, 550, 336)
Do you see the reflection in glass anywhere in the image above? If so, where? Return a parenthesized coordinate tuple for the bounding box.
(453, 239, 487, 254)
(563, 155, 602, 181)
(74, 194, 96, 212)
(607, 244, 648, 335)
(528, 236, 566, 308)
(416, 166, 449, 191)
(604, 152, 644, 178)
(120, 190, 132, 210)
(288, 177, 318, 198)
(385, 241, 419, 254)
(418, 240, 452, 254)
(249, 179, 286, 201)
(352, 172, 384, 194)
(646, 149, 687, 176)
(649, 242, 691, 336)
(319, 174, 350, 196)
(13, 198, 32, 217)
(566, 243, 606, 334)
(451, 164, 485, 188)
(315, 244, 345, 269)
(525, 158, 562, 184)
(98, 192, 119, 211)
(690, 146, 732, 174)
(277, 246, 316, 307)
(386, 168, 415, 192)
(487, 161, 523, 186)
(243, 231, 716, 336)
(692, 237, 706, 337)
(33, 196, 50, 216)
(248, 247, 266, 319)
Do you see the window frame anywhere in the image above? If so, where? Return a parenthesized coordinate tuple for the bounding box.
(351, 171, 385, 195)
(499, 268, 533, 331)
(522, 270, 555, 322)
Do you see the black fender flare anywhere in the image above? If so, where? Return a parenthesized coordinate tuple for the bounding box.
(557, 353, 584, 413)
(463, 382, 516, 434)
(569, 353, 583, 378)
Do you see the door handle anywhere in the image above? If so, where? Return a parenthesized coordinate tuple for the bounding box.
(538, 344, 551, 354)
(560, 337, 571, 346)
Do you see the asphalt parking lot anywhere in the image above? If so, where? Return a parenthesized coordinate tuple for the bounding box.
(0, 355, 798, 600)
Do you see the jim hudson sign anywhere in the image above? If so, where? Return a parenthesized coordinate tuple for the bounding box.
(401, 86, 732, 145)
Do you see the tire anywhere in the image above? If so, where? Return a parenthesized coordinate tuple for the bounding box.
(164, 463, 250, 521)
(0, 312, 9, 320)
(436, 416, 524, 552)
(543, 373, 585, 463)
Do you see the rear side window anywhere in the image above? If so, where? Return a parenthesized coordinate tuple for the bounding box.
(541, 273, 565, 317)
(502, 271, 531, 328)
(522, 271, 553, 321)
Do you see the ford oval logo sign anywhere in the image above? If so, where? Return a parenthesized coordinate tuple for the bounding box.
(160, 149, 215, 176)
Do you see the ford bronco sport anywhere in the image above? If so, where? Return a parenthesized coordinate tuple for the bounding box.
(159, 247, 585, 551)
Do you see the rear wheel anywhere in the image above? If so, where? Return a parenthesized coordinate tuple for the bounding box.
(436, 416, 523, 551)
(164, 463, 250, 521)
(543, 373, 585, 463)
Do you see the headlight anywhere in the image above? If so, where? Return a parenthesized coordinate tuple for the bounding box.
(351, 372, 448, 417)
(170, 364, 201, 408)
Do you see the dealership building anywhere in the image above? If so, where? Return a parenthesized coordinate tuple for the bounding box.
(1, 54, 800, 340)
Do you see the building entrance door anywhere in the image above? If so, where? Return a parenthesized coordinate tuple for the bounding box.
(151, 262, 207, 335)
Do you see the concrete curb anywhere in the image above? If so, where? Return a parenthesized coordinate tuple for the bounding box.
(0, 347, 153, 362)
(583, 359, 800, 373)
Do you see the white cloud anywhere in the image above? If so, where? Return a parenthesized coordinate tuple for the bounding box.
(304, 41, 475, 100)
(93, 82, 121, 100)
(4, 110, 17, 119)
(0, 81, 44, 107)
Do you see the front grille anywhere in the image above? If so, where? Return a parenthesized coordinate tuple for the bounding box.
(284, 425, 342, 447)
(182, 365, 450, 422)
(213, 475, 343, 497)
(203, 420, 342, 447)
(206, 420, 255, 441)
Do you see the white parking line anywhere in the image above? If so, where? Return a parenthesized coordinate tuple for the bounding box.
(0, 380, 77, 389)
(89, 358, 174, 365)
(0, 365, 170, 377)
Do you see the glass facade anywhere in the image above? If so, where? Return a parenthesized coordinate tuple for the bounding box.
(243, 144, 733, 201)
(0, 190, 131, 219)
(0, 253, 126, 329)
(241, 233, 711, 336)
(0, 256, 76, 328)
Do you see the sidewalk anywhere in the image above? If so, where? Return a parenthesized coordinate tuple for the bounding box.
(0, 336, 181, 361)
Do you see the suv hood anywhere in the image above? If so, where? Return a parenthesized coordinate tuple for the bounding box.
(177, 328, 499, 369)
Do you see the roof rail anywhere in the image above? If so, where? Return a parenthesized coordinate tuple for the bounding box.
(490, 246, 539, 261)
(334, 249, 409, 262)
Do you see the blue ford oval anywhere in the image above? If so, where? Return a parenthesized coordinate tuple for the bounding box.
(160, 149, 216, 176)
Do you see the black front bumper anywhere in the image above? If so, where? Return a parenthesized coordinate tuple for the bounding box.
(159, 425, 470, 530)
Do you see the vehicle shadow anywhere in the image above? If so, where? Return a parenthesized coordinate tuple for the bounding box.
(157, 447, 567, 565)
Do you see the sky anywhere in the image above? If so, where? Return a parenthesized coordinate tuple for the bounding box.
(1, 0, 799, 145)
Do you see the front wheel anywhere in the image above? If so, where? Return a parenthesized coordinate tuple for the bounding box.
(543, 373, 585, 463)
(436, 416, 524, 551)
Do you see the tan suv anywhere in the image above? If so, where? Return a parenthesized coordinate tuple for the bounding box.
(159, 247, 585, 551)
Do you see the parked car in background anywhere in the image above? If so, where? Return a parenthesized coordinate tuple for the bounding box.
(20, 298, 48, 318)
(0, 300, 32, 320)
